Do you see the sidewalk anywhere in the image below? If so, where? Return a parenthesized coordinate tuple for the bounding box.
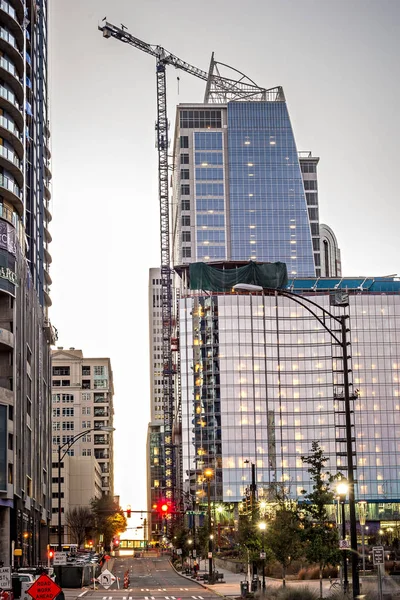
(179, 568, 334, 598)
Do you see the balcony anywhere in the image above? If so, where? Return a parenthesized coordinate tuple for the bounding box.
(0, 173, 22, 214)
(0, 28, 24, 73)
(0, 56, 23, 104)
(0, 114, 23, 157)
(94, 393, 108, 403)
(94, 409, 109, 417)
(0, 328, 13, 350)
(0, 83, 22, 130)
(0, 143, 22, 186)
(7, 0, 23, 22)
(0, 1, 23, 48)
(94, 436, 108, 445)
(44, 204, 52, 223)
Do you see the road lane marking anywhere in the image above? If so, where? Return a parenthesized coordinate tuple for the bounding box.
(78, 593, 88, 598)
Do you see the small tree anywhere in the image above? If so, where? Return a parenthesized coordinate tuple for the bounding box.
(265, 504, 302, 586)
(65, 507, 94, 548)
(90, 496, 127, 550)
(301, 441, 341, 599)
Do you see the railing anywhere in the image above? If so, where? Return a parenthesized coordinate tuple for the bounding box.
(0, 25, 17, 49)
(0, 0, 17, 21)
(0, 173, 21, 197)
(0, 55, 17, 77)
(0, 114, 21, 139)
(0, 143, 20, 168)
(0, 83, 18, 107)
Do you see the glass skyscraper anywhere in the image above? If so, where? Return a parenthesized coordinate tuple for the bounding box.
(172, 99, 316, 277)
(178, 277, 400, 526)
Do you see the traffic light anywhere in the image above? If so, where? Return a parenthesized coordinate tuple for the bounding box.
(126, 506, 131, 518)
(157, 499, 173, 516)
(48, 549, 54, 559)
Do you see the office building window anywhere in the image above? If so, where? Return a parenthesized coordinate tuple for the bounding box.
(82, 366, 91, 376)
(182, 216, 190, 226)
(82, 393, 91, 401)
(62, 408, 74, 417)
(181, 184, 190, 195)
(52, 408, 60, 418)
(182, 247, 192, 258)
(181, 169, 190, 180)
(182, 231, 191, 242)
(180, 154, 189, 164)
(62, 394, 74, 403)
(52, 394, 60, 403)
(180, 136, 189, 148)
(62, 421, 74, 431)
(181, 199, 190, 211)
(94, 366, 105, 376)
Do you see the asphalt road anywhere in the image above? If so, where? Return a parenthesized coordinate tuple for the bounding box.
(73, 556, 220, 600)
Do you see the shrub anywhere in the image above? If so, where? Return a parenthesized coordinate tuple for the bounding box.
(297, 568, 307, 580)
(276, 587, 319, 600)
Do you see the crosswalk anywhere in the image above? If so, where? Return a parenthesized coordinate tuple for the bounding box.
(101, 596, 204, 600)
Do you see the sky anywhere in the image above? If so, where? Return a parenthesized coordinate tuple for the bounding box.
(49, 0, 400, 519)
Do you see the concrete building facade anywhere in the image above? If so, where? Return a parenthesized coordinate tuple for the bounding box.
(0, 0, 54, 566)
(50, 349, 114, 546)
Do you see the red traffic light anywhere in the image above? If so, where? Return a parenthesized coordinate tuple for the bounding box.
(48, 550, 54, 558)
(157, 499, 173, 516)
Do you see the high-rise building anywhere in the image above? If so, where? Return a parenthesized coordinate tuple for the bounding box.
(320, 223, 342, 278)
(172, 100, 318, 277)
(0, 0, 54, 566)
(177, 272, 400, 526)
(50, 349, 114, 545)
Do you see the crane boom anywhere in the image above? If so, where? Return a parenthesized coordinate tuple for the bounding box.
(100, 22, 209, 81)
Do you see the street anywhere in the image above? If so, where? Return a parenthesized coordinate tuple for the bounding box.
(68, 556, 221, 600)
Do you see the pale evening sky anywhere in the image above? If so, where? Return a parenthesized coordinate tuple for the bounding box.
(49, 0, 399, 518)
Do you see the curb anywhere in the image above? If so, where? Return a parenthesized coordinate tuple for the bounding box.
(169, 561, 233, 599)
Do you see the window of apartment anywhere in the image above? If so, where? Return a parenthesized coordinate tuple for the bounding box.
(52, 436, 60, 445)
(308, 207, 319, 221)
(67, 449, 75, 457)
(52, 477, 64, 484)
(182, 231, 191, 242)
(26, 477, 32, 497)
(180, 169, 190, 180)
(180, 154, 189, 164)
(94, 393, 106, 403)
(8, 464, 12, 484)
(62, 435, 74, 444)
(62, 394, 74, 403)
(181, 199, 190, 211)
(27, 399, 31, 416)
(306, 192, 318, 206)
(52, 492, 64, 499)
(8, 433, 13, 450)
(81, 434, 91, 442)
(94, 366, 105, 376)
(82, 366, 91, 376)
(52, 422, 60, 431)
(82, 421, 92, 430)
(82, 449, 92, 457)
(8, 405, 13, 421)
(52, 380, 61, 387)
(181, 184, 190, 195)
(82, 406, 91, 415)
(182, 247, 192, 258)
(301, 163, 316, 173)
(52, 408, 60, 418)
(311, 223, 319, 236)
(82, 380, 91, 389)
(62, 407, 74, 417)
(62, 421, 74, 431)
(180, 135, 189, 148)
(304, 180, 317, 191)
(182, 216, 190, 226)
(82, 393, 91, 401)
(52, 366, 70, 376)
(52, 394, 61, 403)
(94, 380, 107, 389)
(62, 380, 70, 387)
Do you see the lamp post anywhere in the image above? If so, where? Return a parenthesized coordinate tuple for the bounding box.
(57, 425, 115, 550)
(204, 467, 214, 583)
(358, 501, 367, 577)
(337, 481, 349, 593)
(233, 284, 360, 599)
(258, 522, 266, 592)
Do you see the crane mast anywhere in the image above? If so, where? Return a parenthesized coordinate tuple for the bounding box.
(98, 21, 284, 533)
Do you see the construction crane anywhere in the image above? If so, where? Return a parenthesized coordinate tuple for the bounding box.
(98, 20, 283, 524)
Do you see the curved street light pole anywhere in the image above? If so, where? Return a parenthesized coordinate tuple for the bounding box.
(57, 426, 115, 551)
(234, 285, 360, 599)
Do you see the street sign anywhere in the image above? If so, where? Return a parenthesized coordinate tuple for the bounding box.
(53, 552, 67, 566)
(339, 539, 351, 549)
(176, 549, 182, 555)
(26, 574, 62, 600)
(260, 552, 266, 559)
(208, 552, 212, 559)
(97, 569, 116, 590)
(192, 549, 196, 558)
(0, 567, 11, 589)
(373, 546, 385, 565)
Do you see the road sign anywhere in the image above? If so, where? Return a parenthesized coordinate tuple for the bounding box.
(192, 549, 197, 558)
(97, 569, 116, 589)
(176, 549, 182, 555)
(26, 574, 62, 600)
(373, 546, 385, 565)
(53, 552, 67, 566)
(0, 567, 11, 589)
(339, 539, 351, 549)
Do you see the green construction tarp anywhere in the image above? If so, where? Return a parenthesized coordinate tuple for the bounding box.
(189, 261, 288, 292)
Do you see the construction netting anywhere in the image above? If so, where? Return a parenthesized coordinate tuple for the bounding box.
(188, 261, 288, 292)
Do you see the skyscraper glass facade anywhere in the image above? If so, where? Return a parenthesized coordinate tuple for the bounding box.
(227, 103, 315, 274)
(179, 280, 400, 521)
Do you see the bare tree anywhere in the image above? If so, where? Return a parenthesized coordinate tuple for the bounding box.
(65, 507, 94, 548)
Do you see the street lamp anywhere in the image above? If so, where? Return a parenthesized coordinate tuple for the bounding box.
(358, 501, 367, 577)
(57, 425, 115, 550)
(258, 522, 267, 591)
(233, 284, 360, 599)
(204, 467, 214, 583)
(337, 481, 349, 593)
